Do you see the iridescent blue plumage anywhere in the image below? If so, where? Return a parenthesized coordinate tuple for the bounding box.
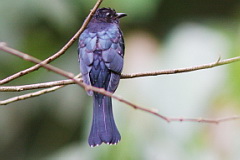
(78, 8, 126, 147)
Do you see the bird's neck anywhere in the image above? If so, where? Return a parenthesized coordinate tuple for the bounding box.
(88, 22, 115, 32)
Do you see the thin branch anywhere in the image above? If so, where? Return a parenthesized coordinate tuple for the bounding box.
(0, 0, 103, 85)
(167, 115, 240, 124)
(121, 56, 240, 79)
(1, 43, 240, 124)
(0, 75, 81, 104)
(2, 56, 239, 92)
(0, 86, 63, 105)
(0, 78, 79, 92)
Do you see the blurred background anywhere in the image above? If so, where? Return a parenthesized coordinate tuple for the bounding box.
(1, 0, 240, 159)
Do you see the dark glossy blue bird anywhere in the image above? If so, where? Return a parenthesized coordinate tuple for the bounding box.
(78, 8, 126, 147)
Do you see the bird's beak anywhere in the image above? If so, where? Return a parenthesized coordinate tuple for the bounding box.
(116, 13, 127, 19)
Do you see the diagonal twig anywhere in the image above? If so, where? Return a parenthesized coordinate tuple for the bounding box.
(0, 0, 103, 85)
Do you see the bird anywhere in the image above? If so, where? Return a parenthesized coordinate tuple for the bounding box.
(78, 8, 127, 147)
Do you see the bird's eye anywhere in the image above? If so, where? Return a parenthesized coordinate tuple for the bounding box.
(106, 12, 111, 17)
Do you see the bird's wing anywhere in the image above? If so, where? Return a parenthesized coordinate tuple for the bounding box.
(100, 26, 124, 92)
(78, 30, 96, 96)
(101, 27, 124, 73)
(79, 25, 124, 94)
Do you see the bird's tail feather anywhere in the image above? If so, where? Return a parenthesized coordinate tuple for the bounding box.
(88, 94, 121, 147)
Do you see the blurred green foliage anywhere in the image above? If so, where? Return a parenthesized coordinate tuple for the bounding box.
(1, 0, 240, 160)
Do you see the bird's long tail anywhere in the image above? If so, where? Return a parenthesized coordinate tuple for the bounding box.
(88, 94, 121, 147)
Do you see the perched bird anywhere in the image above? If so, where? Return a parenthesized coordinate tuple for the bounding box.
(78, 8, 126, 147)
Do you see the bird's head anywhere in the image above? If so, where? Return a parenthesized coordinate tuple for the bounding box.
(92, 8, 127, 23)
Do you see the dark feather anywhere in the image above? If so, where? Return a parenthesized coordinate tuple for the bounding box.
(78, 8, 126, 147)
